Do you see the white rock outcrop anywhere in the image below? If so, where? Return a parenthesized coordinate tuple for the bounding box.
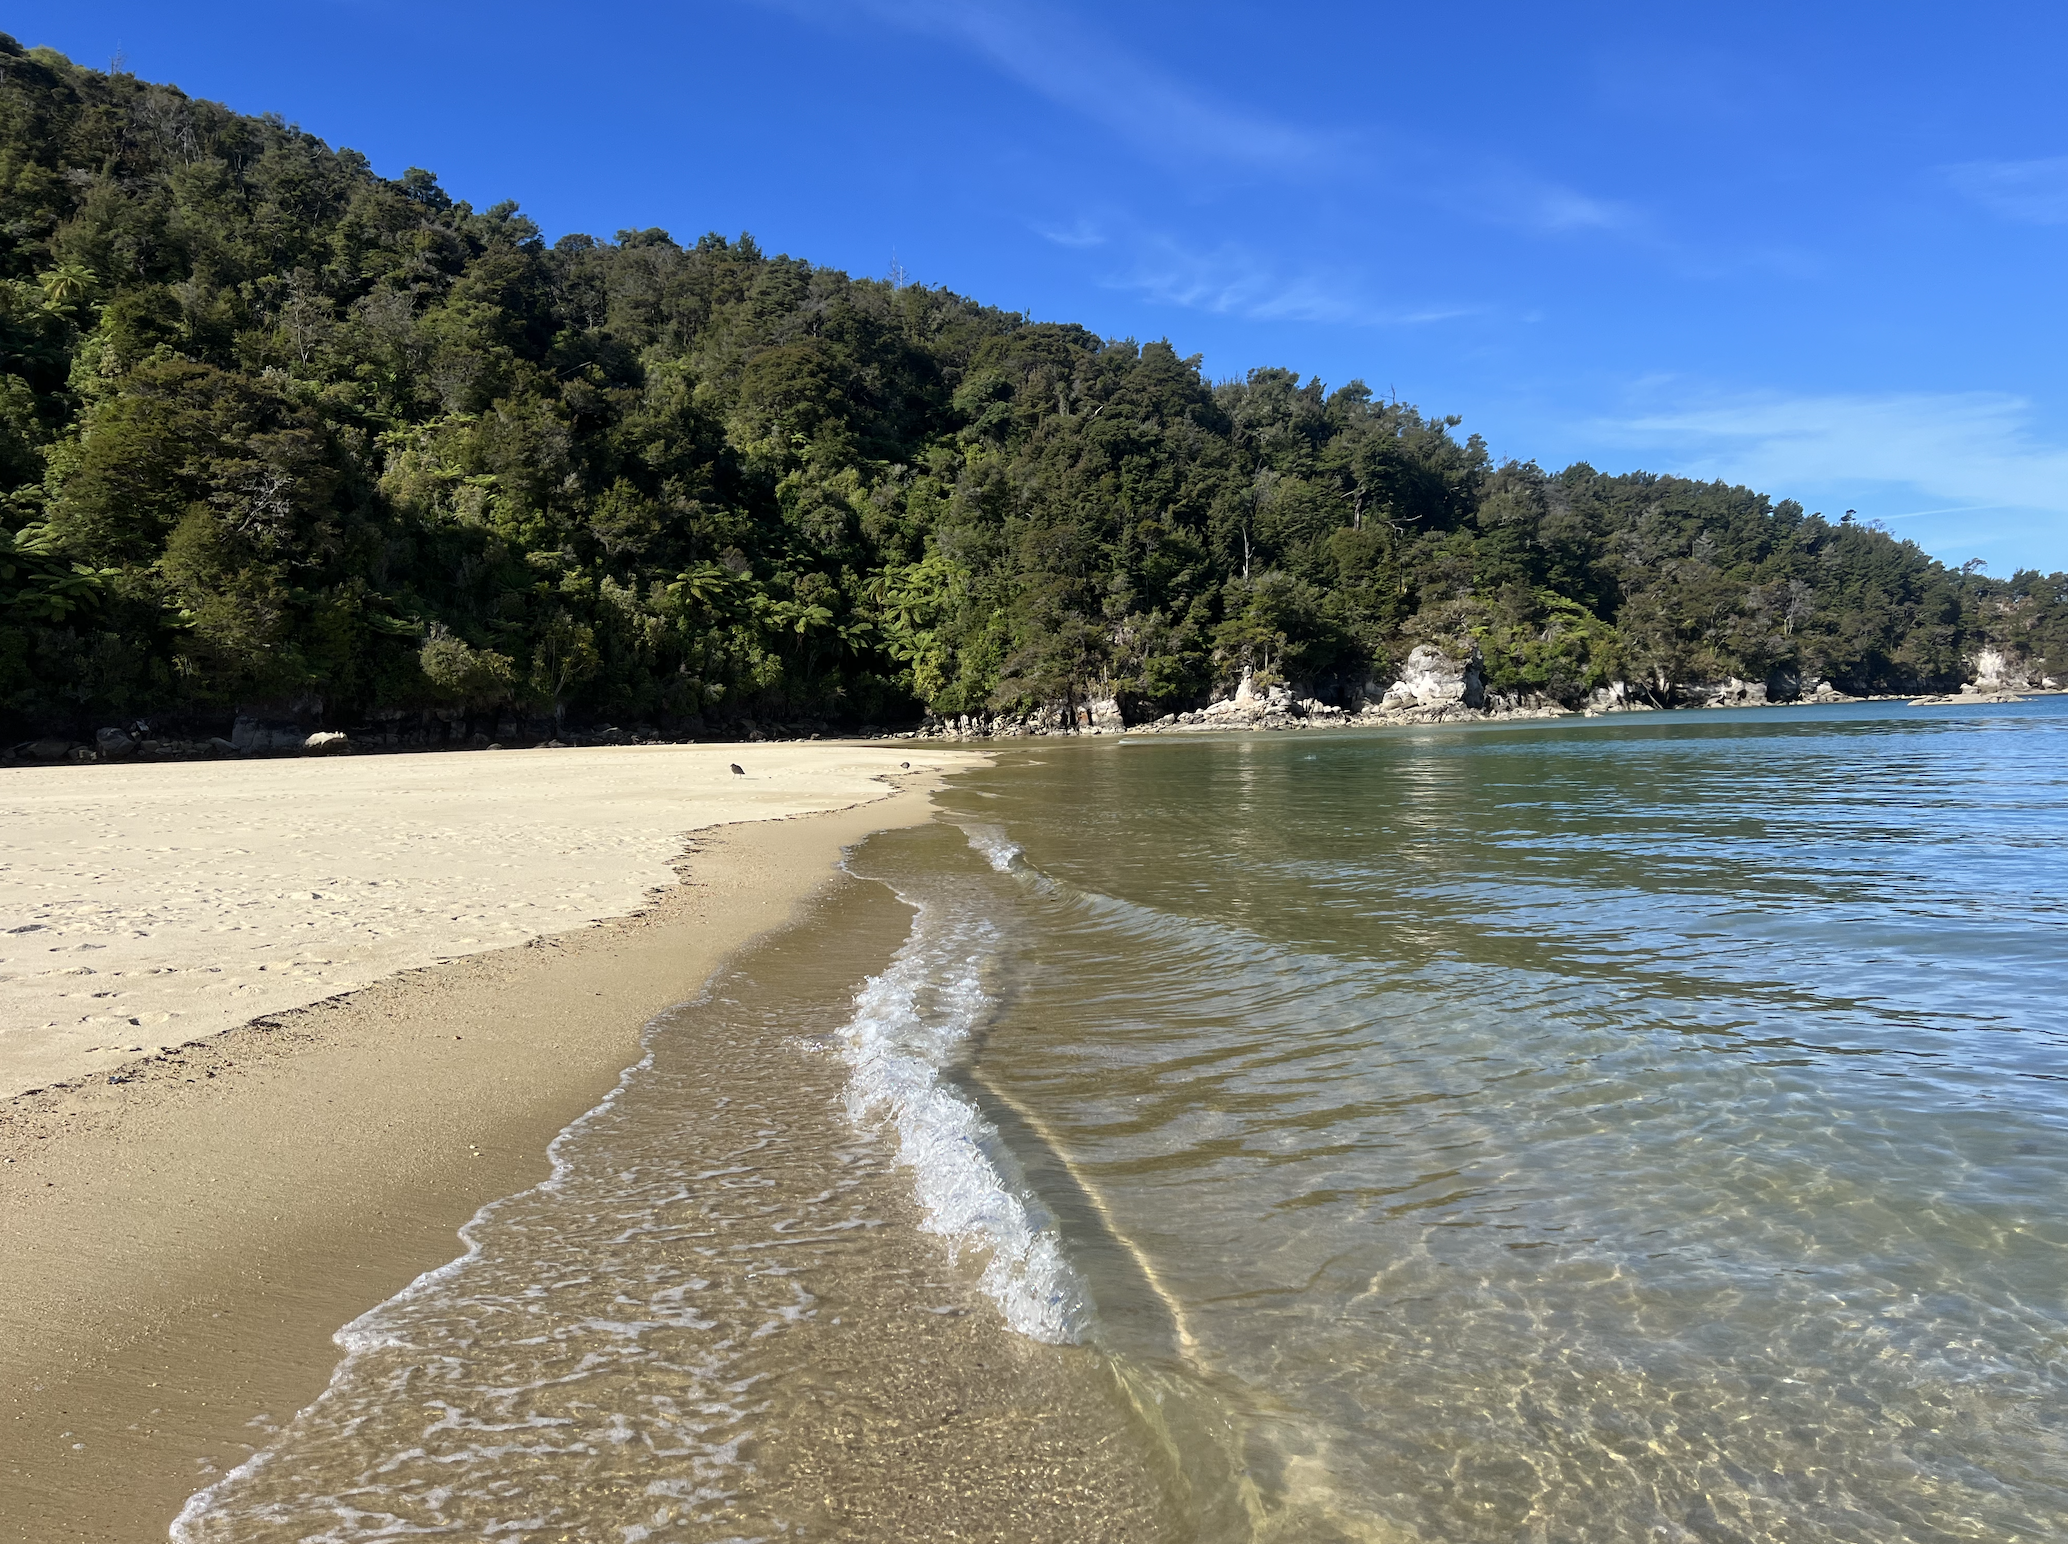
(1583, 681, 1656, 714)
(1683, 677, 1768, 708)
(1378, 645, 1485, 711)
(1970, 647, 2040, 690)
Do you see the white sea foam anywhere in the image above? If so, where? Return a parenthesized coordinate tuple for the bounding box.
(961, 823, 1023, 873)
(167, 1031, 673, 1544)
(835, 901, 1093, 1344)
(170, 855, 1099, 1540)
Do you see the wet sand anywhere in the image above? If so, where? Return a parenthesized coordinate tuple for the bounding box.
(167, 869, 1181, 1544)
(0, 754, 1168, 1542)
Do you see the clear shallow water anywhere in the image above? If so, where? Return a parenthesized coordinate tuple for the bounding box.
(177, 700, 2068, 1542)
(866, 699, 2068, 1542)
(171, 883, 1174, 1543)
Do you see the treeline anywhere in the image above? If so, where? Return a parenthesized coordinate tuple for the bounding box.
(3, 36, 2063, 736)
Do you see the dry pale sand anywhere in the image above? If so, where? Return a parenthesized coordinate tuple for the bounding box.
(0, 748, 1018, 1542)
(0, 743, 976, 1099)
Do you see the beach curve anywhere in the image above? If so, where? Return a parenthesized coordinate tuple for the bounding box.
(0, 743, 987, 1542)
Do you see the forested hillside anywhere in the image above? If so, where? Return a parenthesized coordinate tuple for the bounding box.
(4, 36, 2063, 739)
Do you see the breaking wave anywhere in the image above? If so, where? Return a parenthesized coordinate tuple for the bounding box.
(834, 895, 1093, 1344)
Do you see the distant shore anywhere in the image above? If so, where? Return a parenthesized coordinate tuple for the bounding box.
(8, 684, 2061, 778)
(0, 751, 989, 1541)
(909, 682, 2068, 741)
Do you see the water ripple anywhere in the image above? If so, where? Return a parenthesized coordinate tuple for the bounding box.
(909, 701, 2068, 1542)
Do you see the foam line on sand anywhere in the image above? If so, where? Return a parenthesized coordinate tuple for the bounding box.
(0, 747, 981, 1543)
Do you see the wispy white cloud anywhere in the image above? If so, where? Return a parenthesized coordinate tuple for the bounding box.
(1034, 218, 1106, 250)
(1102, 231, 1479, 328)
(766, 0, 1333, 174)
(1592, 388, 2068, 517)
(1944, 156, 2068, 224)
(1415, 163, 1651, 250)
(759, 0, 1660, 260)
(1880, 503, 2024, 521)
(1587, 41, 1787, 129)
(1504, 180, 1643, 236)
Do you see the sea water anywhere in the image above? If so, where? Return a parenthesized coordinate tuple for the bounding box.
(178, 699, 2068, 1541)
(169, 881, 1175, 1543)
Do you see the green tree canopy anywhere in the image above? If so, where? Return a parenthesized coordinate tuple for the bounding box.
(2, 36, 2059, 731)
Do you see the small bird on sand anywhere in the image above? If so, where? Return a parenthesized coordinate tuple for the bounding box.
(730, 763, 744, 776)
(901, 761, 910, 769)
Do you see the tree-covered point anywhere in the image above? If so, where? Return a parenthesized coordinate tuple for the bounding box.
(3, 36, 2062, 736)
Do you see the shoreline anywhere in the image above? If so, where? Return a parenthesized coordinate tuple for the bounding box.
(912, 684, 2068, 741)
(0, 780, 974, 1543)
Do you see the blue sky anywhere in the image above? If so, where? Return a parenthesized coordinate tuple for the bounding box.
(20, 1, 2068, 573)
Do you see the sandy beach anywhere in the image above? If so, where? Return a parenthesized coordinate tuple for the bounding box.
(0, 744, 1095, 1542)
(0, 744, 981, 1099)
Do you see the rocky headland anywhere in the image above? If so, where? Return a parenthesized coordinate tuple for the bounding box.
(909, 641, 2063, 741)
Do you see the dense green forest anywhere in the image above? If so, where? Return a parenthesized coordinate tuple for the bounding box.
(3, 36, 2063, 740)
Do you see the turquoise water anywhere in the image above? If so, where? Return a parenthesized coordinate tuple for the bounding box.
(861, 699, 2068, 1541)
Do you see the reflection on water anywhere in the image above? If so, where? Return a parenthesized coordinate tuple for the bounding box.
(867, 700, 2068, 1542)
